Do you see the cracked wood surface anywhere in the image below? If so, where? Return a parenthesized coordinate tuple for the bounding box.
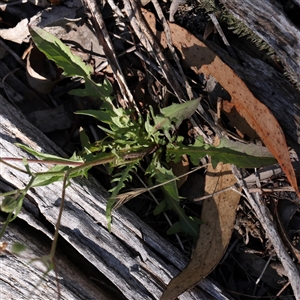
(219, 0, 300, 88)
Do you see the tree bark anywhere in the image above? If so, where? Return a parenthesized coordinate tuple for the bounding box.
(219, 0, 300, 88)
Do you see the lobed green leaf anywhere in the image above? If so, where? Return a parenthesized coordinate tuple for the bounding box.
(106, 162, 138, 231)
(29, 27, 113, 101)
(148, 99, 200, 141)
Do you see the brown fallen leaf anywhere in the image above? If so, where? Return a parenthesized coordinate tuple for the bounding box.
(26, 46, 62, 94)
(142, 9, 300, 198)
(161, 163, 241, 300)
(221, 101, 260, 140)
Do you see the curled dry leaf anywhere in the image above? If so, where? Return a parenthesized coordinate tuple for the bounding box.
(161, 163, 241, 300)
(142, 9, 299, 198)
(0, 19, 30, 44)
(26, 46, 62, 94)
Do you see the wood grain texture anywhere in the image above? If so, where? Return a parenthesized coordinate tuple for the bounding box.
(0, 95, 230, 299)
(219, 0, 300, 88)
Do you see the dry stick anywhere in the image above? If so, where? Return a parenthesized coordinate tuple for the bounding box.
(134, 51, 163, 75)
(149, 0, 209, 138)
(208, 13, 238, 61)
(274, 281, 291, 299)
(82, 0, 140, 116)
(232, 166, 300, 299)
(107, 0, 124, 18)
(123, 0, 186, 100)
(255, 254, 273, 286)
(150, 0, 194, 100)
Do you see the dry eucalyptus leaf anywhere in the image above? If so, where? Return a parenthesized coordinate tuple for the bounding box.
(161, 163, 241, 299)
(221, 100, 260, 140)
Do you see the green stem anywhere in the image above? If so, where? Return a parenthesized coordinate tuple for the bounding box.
(0, 212, 13, 239)
(49, 172, 68, 258)
(0, 190, 20, 197)
(0, 158, 29, 174)
(7, 176, 36, 223)
(1, 146, 156, 171)
(0, 157, 83, 166)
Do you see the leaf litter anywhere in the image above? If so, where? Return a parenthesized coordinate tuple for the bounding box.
(0, 1, 300, 300)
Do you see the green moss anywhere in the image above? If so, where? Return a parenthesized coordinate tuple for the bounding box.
(196, 0, 218, 13)
(195, 0, 299, 89)
(222, 11, 274, 55)
(197, 0, 273, 54)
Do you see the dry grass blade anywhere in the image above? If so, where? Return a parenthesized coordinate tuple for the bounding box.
(113, 188, 147, 209)
(114, 164, 207, 209)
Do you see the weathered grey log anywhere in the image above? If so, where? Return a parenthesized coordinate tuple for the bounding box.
(219, 0, 300, 88)
(0, 209, 118, 300)
(0, 95, 232, 299)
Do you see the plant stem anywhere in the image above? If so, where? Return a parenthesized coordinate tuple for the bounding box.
(49, 172, 68, 258)
(0, 146, 156, 171)
(0, 212, 13, 239)
(0, 157, 83, 166)
(0, 158, 29, 174)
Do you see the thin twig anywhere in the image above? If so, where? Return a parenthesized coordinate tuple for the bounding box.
(151, 0, 194, 100)
(123, 0, 186, 100)
(255, 254, 273, 285)
(81, 0, 141, 116)
(232, 165, 300, 299)
(208, 13, 238, 60)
